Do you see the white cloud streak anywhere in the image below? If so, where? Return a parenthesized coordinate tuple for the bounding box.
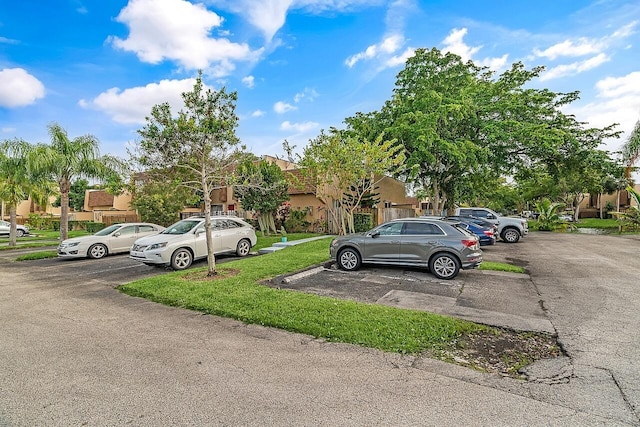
(280, 120, 318, 132)
(540, 53, 610, 81)
(274, 101, 297, 113)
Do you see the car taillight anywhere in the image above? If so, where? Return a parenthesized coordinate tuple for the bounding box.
(483, 230, 494, 237)
(461, 239, 477, 248)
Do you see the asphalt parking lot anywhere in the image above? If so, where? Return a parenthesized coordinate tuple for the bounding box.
(2, 233, 640, 425)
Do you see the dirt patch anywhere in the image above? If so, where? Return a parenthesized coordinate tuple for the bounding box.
(428, 329, 562, 378)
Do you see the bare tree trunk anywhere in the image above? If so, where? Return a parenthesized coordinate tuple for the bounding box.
(599, 193, 603, 219)
(202, 177, 217, 277)
(432, 182, 441, 216)
(9, 205, 17, 247)
(59, 178, 71, 241)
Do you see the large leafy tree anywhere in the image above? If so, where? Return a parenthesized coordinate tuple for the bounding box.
(295, 128, 405, 235)
(234, 158, 289, 234)
(353, 48, 619, 213)
(382, 48, 487, 213)
(0, 139, 53, 246)
(30, 124, 123, 241)
(136, 72, 248, 276)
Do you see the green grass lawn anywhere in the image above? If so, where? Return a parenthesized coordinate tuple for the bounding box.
(16, 251, 58, 261)
(573, 218, 620, 229)
(119, 238, 492, 355)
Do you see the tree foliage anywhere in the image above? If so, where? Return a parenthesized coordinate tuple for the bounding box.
(130, 180, 197, 227)
(135, 71, 248, 275)
(295, 128, 405, 235)
(234, 158, 289, 234)
(30, 123, 123, 241)
(348, 47, 619, 213)
(0, 139, 54, 245)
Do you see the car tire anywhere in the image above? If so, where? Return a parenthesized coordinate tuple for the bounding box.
(429, 253, 460, 280)
(16, 229, 25, 238)
(501, 227, 520, 243)
(171, 248, 193, 270)
(88, 243, 108, 259)
(337, 248, 361, 271)
(236, 239, 251, 257)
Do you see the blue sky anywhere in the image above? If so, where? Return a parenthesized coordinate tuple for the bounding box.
(1, 0, 639, 163)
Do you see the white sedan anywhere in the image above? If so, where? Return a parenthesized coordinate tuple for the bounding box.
(58, 222, 166, 259)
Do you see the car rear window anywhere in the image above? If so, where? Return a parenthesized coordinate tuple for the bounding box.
(403, 222, 445, 235)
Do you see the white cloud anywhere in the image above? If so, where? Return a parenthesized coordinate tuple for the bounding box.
(80, 78, 199, 124)
(441, 28, 481, 62)
(242, 75, 256, 88)
(440, 28, 508, 72)
(293, 87, 318, 102)
(566, 71, 640, 153)
(345, 34, 404, 68)
(280, 120, 318, 132)
(109, 0, 260, 74)
(534, 21, 637, 60)
(534, 38, 602, 60)
(0, 68, 45, 108)
(385, 47, 415, 68)
(274, 101, 297, 113)
(251, 109, 265, 117)
(540, 53, 609, 81)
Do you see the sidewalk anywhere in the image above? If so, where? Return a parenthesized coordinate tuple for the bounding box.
(257, 235, 334, 254)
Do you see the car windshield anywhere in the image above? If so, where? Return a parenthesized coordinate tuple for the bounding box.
(94, 224, 123, 236)
(162, 220, 201, 235)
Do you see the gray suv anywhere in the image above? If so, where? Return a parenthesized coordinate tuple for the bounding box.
(329, 218, 483, 280)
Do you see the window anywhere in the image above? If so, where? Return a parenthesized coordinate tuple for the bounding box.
(375, 222, 403, 236)
(118, 226, 136, 236)
(138, 225, 156, 233)
(403, 222, 444, 235)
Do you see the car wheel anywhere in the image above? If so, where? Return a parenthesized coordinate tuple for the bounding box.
(88, 244, 108, 259)
(171, 248, 193, 270)
(501, 227, 520, 243)
(337, 248, 361, 271)
(16, 229, 25, 237)
(236, 239, 251, 257)
(429, 253, 460, 280)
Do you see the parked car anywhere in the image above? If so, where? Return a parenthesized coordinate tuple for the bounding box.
(58, 223, 165, 259)
(454, 207, 528, 243)
(0, 220, 30, 237)
(130, 216, 257, 270)
(441, 217, 496, 246)
(329, 218, 482, 280)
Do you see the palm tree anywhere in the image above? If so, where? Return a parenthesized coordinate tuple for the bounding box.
(622, 119, 640, 180)
(30, 123, 123, 241)
(0, 139, 47, 246)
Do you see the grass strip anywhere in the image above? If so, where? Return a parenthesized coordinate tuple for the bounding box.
(479, 261, 525, 274)
(119, 239, 487, 354)
(16, 251, 58, 261)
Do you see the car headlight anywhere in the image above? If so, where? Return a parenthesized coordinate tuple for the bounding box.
(66, 242, 80, 247)
(330, 239, 339, 247)
(147, 242, 168, 250)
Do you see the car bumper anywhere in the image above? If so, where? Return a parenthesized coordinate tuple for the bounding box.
(57, 247, 85, 258)
(129, 249, 170, 265)
(461, 250, 483, 270)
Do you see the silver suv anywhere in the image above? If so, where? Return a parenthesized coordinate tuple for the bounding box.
(130, 216, 257, 270)
(329, 218, 482, 280)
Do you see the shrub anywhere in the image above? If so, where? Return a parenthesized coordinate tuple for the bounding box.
(284, 208, 310, 233)
(86, 222, 106, 233)
(353, 213, 374, 232)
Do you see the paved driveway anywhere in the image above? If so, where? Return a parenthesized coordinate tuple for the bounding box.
(1, 233, 639, 425)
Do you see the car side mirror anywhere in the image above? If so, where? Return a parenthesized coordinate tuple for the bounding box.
(369, 230, 380, 238)
(113, 232, 121, 237)
(486, 214, 495, 219)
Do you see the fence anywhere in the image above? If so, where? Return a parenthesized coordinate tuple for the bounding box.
(382, 207, 417, 223)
